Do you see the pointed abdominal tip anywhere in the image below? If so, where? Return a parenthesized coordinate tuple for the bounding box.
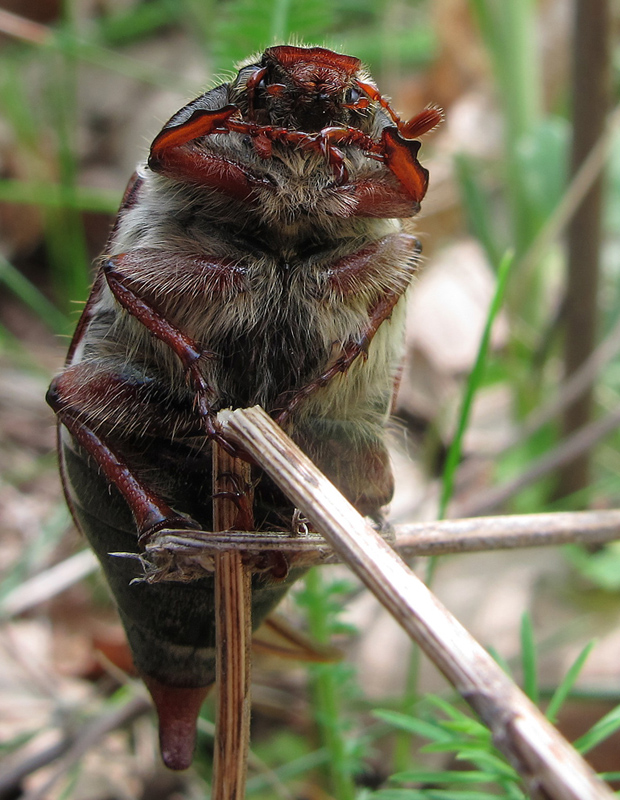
(143, 675, 212, 770)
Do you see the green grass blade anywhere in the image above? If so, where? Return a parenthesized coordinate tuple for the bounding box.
(487, 645, 513, 677)
(373, 710, 452, 743)
(0, 254, 69, 334)
(0, 180, 120, 213)
(390, 770, 499, 785)
(520, 612, 538, 704)
(373, 790, 506, 800)
(94, 0, 182, 46)
(454, 749, 517, 779)
(545, 640, 596, 723)
(303, 569, 357, 800)
(271, 0, 293, 41)
(573, 704, 620, 755)
(424, 695, 477, 725)
(454, 154, 503, 269)
(246, 748, 329, 793)
(468, 0, 543, 254)
(468, 0, 540, 141)
(438, 250, 514, 517)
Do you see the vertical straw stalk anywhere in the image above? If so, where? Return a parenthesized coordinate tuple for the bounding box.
(212, 445, 253, 800)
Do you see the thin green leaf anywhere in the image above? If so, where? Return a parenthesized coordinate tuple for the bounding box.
(454, 154, 503, 269)
(270, 0, 293, 41)
(246, 747, 329, 793)
(303, 569, 357, 800)
(390, 770, 500, 785)
(440, 719, 492, 740)
(502, 781, 528, 800)
(545, 640, 596, 723)
(439, 250, 514, 516)
(520, 613, 538, 704)
(487, 646, 513, 677)
(0, 254, 69, 334)
(423, 695, 469, 722)
(0, 180, 121, 213)
(421, 741, 485, 755)
(373, 710, 452, 743)
(374, 790, 506, 800)
(454, 749, 518, 779)
(574, 704, 620, 755)
(94, 0, 182, 46)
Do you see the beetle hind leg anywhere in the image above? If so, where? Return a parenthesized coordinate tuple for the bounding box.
(47, 370, 201, 544)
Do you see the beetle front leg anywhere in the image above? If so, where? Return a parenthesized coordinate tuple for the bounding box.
(328, 130, 430, 218)
(379, 127, 430, 204)
(148, 106, 273, 201)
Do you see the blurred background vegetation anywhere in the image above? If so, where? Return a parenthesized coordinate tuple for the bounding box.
(1, 0, 620, 798)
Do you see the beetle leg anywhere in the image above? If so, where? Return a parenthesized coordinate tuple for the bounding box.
(275, 293, 399, 425)
(331, 176, 423, 218)
(328, 128, 429, 216)
(275, 234, 420, 424)
(103, 258, 214, 402)
(149, 106, 238, 156)
(310, 125, 430, 216)
(47, 373, 200, 543)
(212, 472, 255, 531)
(148, 106, 273, 201)
(380, 126, 430, 204)
(355, 79, 402, 126)
(102, 255, 239, 457)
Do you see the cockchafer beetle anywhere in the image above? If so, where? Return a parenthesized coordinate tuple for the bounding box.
(47, 44, 440, 769)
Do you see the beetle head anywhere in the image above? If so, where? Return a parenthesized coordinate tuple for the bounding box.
(237, 45, 367, 132)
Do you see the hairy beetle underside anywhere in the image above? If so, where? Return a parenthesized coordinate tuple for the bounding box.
(47, 44, 440, 770)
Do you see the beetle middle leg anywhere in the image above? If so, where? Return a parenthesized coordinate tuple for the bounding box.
(148, 106, 275, 201)
(102, 253, 243, 455)
(275, 233, 421, 424)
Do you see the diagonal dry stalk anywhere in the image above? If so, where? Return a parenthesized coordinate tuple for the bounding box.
(211, 444, 253, 800)
(217, 406, 614, 800)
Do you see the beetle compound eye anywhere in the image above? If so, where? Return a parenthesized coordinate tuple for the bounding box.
(343, 85, 370, 111)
